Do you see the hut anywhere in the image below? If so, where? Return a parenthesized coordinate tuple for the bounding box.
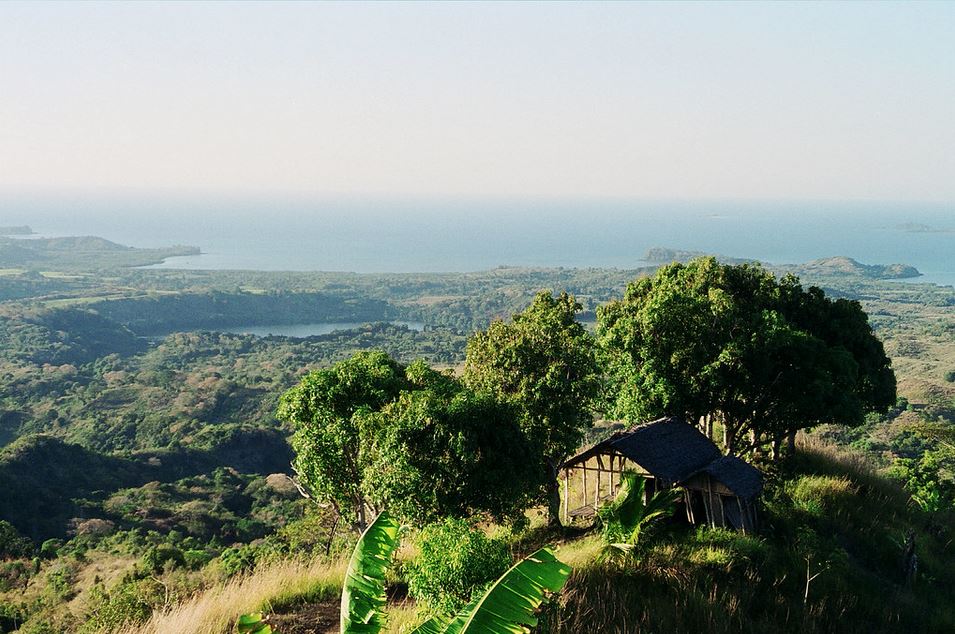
(559, 416, 762, 532)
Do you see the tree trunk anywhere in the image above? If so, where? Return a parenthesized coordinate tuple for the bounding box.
(546, 460, 562, 528)
(705, 415, 713, 441)
(723, 422, 737, 455)
(771, 436, 782, 461)
(786, 428, 797, 456)
(356, 499, 367, 530)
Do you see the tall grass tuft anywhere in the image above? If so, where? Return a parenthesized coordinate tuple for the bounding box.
(118, 558, 345, 634)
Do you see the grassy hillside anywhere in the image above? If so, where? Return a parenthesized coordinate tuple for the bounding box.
(59, 437, 952, 634)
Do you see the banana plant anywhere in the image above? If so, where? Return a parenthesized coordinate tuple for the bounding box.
(238, 512, 571, 634)
(340, 510, 402, 634)
(409, 547, 572, 634)
(597, 471, 681, 563)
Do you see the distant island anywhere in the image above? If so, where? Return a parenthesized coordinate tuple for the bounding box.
(896, 222, 955, 234)
(0, 225, 35, 236)
(792, 256, 921, 280)
(644, 247, 922, 280)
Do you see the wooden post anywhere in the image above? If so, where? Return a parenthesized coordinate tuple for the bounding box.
(737, 497, 747, 534)
(581, 462, 588, 513)
(562, 470, 569, 524)
(594, 467, 601, 509)
(594, 455, 604, 508)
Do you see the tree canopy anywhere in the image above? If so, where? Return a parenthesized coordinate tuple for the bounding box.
(277, 350, 408, 525)
(597, 258, 896, 453)
(463, 291, 600, 524)
(279, 351, 537, 525)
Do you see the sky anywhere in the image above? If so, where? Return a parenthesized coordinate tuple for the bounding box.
(1, 1, 954, 202)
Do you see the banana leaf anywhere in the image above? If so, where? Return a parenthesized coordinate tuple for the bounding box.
(450, 547, 571, 634)
(236, 612, 272, 633)
(340, 511, 402, 634)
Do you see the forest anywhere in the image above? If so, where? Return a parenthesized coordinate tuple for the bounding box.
(0, 236, 953, 633)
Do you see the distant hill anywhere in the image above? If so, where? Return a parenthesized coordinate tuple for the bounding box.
(0, 235, 199, 269)
(793, 256, 921, 280)
(644, 248, 923, 281)
(0, 225, 34, 236)
(0, 429, 293, 541)
(643, 247, 756, 265)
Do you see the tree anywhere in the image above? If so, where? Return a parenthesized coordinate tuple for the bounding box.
(463, 291, 601, 526)
(277, 351, 408, 526)
(280, 352, 537, 527)
(597, 258, 896, 455)
(360, 376, 539, 524)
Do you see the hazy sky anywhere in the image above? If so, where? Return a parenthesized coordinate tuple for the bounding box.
(1, 1, 954, 202)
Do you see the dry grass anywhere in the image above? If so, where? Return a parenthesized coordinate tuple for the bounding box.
(120, 558, 346, 634)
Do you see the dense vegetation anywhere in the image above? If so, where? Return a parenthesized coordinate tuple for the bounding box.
(0, 234, 953, 632)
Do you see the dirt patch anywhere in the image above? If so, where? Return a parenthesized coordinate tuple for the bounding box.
(270, 599, 339, 634)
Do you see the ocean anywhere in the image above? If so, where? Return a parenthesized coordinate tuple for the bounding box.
(3, 195, 954, 287)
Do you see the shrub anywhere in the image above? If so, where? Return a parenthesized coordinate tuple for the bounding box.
(0, 521, 33, 559)
(219, 545, 258, 577)
(140, 544, 185, 574)
(405, 518, 511, 615)
(80, 579, 164, 632)
(786, 475, 855, 516)
(945, 370, 955, 383)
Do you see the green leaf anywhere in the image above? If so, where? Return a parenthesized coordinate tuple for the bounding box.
(236, 612, 273, 634)
(340, 510, 402, 634)
(407, 616, 449, 634)
(448, 547, 572, 634)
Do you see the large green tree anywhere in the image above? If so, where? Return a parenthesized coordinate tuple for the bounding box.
(277, 350, 409, 526)
(280, 352, 538, 526)
(597, 257, 895, 455)
(463, 291, 600, 526)
(360, 378, 538, 524)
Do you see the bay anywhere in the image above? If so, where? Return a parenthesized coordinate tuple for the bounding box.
(3, 195, 953, 287)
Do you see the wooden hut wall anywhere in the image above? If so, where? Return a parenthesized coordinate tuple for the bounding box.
(561, 453, 649, 521)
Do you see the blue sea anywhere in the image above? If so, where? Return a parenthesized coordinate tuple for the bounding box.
(2, 195, 953, 287)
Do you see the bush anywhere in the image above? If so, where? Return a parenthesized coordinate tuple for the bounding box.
(218, 545, 258, 577)
(945, 370, 955, 383)
(80, 579, 164, 632)
(786, 475, 856, 516)
(0, 521, 33, 559)
(405, 518, 512, 615)
(140, 544, 185, 574)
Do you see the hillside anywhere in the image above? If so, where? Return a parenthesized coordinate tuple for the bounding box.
(116, 438, 955, 634)
(0, 250, 952, 633)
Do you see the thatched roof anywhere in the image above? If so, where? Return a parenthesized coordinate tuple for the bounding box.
(696, 455, 763, 499)
(561, 416, 762, 499)
(561, 416, 721, 482)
